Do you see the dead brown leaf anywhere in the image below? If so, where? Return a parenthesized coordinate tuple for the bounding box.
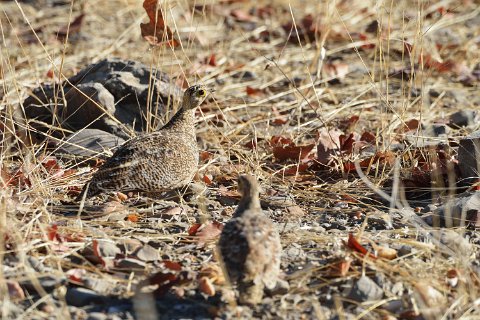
(140, 0, 179, 47)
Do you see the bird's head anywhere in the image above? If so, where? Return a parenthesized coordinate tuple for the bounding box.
(181, 85, 209, 110)
(238, 174, 260, 197)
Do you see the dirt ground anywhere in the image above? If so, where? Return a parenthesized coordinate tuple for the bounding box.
(1, 0, 480, 319)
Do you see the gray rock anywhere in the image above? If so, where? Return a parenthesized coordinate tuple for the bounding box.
(431, 191, 480, 227)
(64, 83, 116, 131)
(21, 275, 66, 293)
(429, 230, 473, 257)
(449, 110, 478, 128)
(458, 130, 480, 181)
(27, 256, 45, 272)
(56, 129, 125, 158)
(347, 275, 384, 302)
(265, 278, 290, 296)
(94, 240, 122, 258)
(419, 123, 449, 137)
(86, 312, 108, 320)
(65, 287, 106, 307)
(134, 244, 161, 262)
(23, 58, 183, 142)
(398, 245, 412, 257)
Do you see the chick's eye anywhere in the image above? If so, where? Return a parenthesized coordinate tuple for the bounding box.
(198, 89, 206, 96)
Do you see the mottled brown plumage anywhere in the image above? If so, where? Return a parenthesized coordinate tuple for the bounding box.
(218, 175, 282, 305)
(78, 85, 208, 199)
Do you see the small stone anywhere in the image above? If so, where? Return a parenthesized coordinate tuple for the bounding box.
(27, 256, 45, 272)
(65, 287, 106, 307)
(436, 230, 473, 257)
(83, 277, 111, 294)
(134, 244, 161, 262)
(365, 20, 379, 33)
(398, 245, 412, 257)
(87, 312, 108, 320)
(449, 110, 478, 128)
(266, 278, 290, 296)
(118, 238, 143, 255)
(432, 124, 449, 136)
(347, 275, 384, 302)
(457, 131, 480, 181)
(94, 240, 121, 258)
(432, 191, 480, 227)
(21, 275, 66, 293)
(240, 71, 257, 81)
(56, 129, 126, 158)
(232, 70, 257, 81)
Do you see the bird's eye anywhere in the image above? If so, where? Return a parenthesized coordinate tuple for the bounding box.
(198, 89, 206, 97)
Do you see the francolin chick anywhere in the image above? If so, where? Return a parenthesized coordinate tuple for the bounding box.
(78, 85, 208, 199)
(218, 175, 282, 305)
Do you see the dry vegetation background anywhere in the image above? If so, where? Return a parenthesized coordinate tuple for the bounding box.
(1, 0, 480, 319)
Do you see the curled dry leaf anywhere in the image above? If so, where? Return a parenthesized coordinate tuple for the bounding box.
(199, 263, 225, 285)
(396, 119, 420, 133)
(343, 150, 396, 172)
(56, 13, 85, 41)
(127, 213, 139, 223)
(328, 258, 351, 277)
(200, 151, 214, 162)
(162, 260, 182, 271)
(356, 32, 376, 49)
(198, 276, 216, 296)
(278, 162, 311, 176)
(140, 0, 179, 47)
(324, 61, 349, 80)
(246, 86, 265, 96)
(445, 269, 463, 288)
(206, 53, 217, 66)
(47, 224, 59, 241)
(7, 280, 25, 300)
(116, 192, 128, 202)
(203, 174, 213, 185)
(360, 131, 376, 143)
(271, 136, 315, 162)
(282, 14, 321, 44)
(189, 221, 224, 245)
(92, 239, 121, 268)
(316, 128, 343, 165)
(421, 54, 455, 73)
(230, 9, 254, 22)
(286, 205, 306, 217)
(376, 246, 397, 260)
(66, 268, 86, 284)
(346, 233, 376, 259)
(415, 282, 446, 308)
(271, 106, 288, 125)
(150, 271, 178, 297)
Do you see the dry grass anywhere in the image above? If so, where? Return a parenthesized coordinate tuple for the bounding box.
(1, 0, 480, 319)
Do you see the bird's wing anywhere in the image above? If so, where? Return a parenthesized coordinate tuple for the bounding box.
(243, 213, 282, 288)
(89, 133, 176, 192)
(218, 218, 249, 283)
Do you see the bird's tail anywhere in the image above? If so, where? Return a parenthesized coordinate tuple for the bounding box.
(238, 281, 264, 305)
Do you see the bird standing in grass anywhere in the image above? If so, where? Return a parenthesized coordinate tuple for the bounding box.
(78, 85, 208, 200)
(218, 175, 282, 305)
